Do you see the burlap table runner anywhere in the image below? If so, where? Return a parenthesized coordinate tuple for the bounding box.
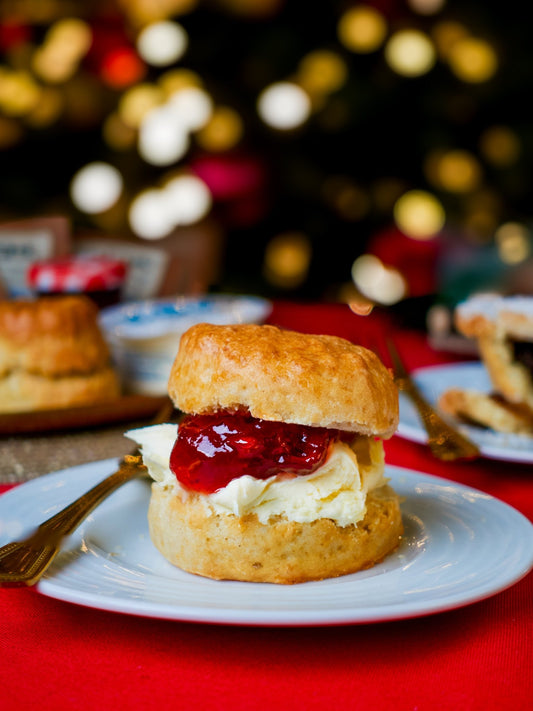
(0, 409, 183, 483)
(0, 424, 143, 484)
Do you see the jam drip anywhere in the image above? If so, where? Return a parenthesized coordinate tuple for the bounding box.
(170, 411, 350, 493)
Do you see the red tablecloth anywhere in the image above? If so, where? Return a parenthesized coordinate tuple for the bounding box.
(2, 301, 532, 711)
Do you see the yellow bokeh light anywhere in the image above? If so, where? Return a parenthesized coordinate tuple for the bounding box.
(47, 18, 92, 58)
(118, 0, 199, 26)
(158, 68, 203, 96)
(480, 126, 521, 167)
(263, 232, 312, 288)
(385, 30, 436, 77)
(297, 50, 348, 96)
(33, 18, 92, 83)
(448, 37, 498, 83)
(196, 105, 243, 151)
(428, 149, 482, 193)
(432, 21, 470, 59)
(394, 190, 445, 239)
(119, 83, 165, 128)
(0, 70, 41, 116)
(338, 6, 387, 53)
(103, 112, 137, 150)
(495, 222, 531, 264)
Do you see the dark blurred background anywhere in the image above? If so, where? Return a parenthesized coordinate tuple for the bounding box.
(1, 0, 532, 314)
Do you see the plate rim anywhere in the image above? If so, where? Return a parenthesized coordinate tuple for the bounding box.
(1, 458, 532, 626)
(397, 360, 533, 464)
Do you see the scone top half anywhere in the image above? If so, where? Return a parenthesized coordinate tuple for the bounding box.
(168, 323, 399, 438)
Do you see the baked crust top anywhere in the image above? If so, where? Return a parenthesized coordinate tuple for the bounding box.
(168, 323, 399, 437)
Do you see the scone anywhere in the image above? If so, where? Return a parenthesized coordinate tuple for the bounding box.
(438, 294, 533, 435)
(0, 295, 120, 413)
(127, 323, 403, 584)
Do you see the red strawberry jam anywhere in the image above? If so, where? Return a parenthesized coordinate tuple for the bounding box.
(170, 411, 352, 493)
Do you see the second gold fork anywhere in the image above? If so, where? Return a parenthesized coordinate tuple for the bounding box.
(385, 339, 480, 462)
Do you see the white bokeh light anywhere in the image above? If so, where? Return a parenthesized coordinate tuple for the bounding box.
(70, 162, 123, 214)
(136, 21, 188, 67)
(162, 175, 212, 225)
(257, 82, 311, 130)
(167, 87, 213, 131)
(138, 106, 190, 165)
(128, 189, 174, 239)
(351, 254, 407, 305)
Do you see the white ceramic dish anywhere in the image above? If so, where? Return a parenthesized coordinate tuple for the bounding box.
(100, 295, 272, 395)
(397, 361, 533, 463)
(1, 459, 532, 626)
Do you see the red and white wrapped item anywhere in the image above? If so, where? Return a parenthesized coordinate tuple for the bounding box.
(27, 255, 127, 308)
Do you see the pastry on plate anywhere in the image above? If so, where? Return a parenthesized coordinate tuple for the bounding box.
(0, 295, 120, 413)
(438, 294, 533, 435)
(127, 322, 403, 584)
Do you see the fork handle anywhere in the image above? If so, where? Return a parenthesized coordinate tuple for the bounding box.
(36, 455, 147, 539)
(0, 456, 147, 587)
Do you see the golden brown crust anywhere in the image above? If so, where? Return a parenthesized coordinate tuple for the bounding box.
(168, 323, 399, 438)
(0, 295, 112, 377)
(0, 366, 121, 413)
(0, 295, 121, 412)
(148, 483, 404, 584)
(477, 336, 533, 408)
(438, 387, 533, 436)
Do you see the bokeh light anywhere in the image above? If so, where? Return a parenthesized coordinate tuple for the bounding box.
(136, 21, 188, 66)
(297, 50, 348, 96)
(351, 254, 407, 305)
(128, 174, 212, 239)
(257, 82, 311, 129)
(480, 126, 521, 167)
(393, 190, 445, 239)
(385, 30, 436, 77)
(425, 149, 482, 193)
(196, 106, 243, 151)
(263, 232, 312, 288)
(119, 83, 165, 128)
(129, 189, 174, 239)
(495, 222, 531, 264)
(70, 162, 123, 214)
(162, 174, 212, 226)
(138, 106, 190, 165)
(447, 37, 498, 83)
(337, 6, 387, 54)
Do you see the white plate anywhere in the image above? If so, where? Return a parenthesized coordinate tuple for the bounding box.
(397, 361, 533, 463)
(1, 460, 532, 626)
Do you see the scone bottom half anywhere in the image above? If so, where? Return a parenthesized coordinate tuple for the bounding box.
(139, 323, 403, 584)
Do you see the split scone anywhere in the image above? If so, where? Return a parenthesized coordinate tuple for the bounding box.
(438, 294, 533, 436)
(127, 322, 403, 584)
(0, 295, 120, 413)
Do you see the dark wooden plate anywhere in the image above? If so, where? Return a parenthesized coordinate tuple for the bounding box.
(0, 395, 170, 435)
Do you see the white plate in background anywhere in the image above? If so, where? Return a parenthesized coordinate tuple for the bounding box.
(397, 361, 533, 463)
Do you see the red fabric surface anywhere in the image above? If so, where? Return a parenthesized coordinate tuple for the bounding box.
(2, 300, 532, 711)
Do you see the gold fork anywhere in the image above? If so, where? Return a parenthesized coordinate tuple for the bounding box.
(0, 398, 174, 587)
(385, 339, 480, 462)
